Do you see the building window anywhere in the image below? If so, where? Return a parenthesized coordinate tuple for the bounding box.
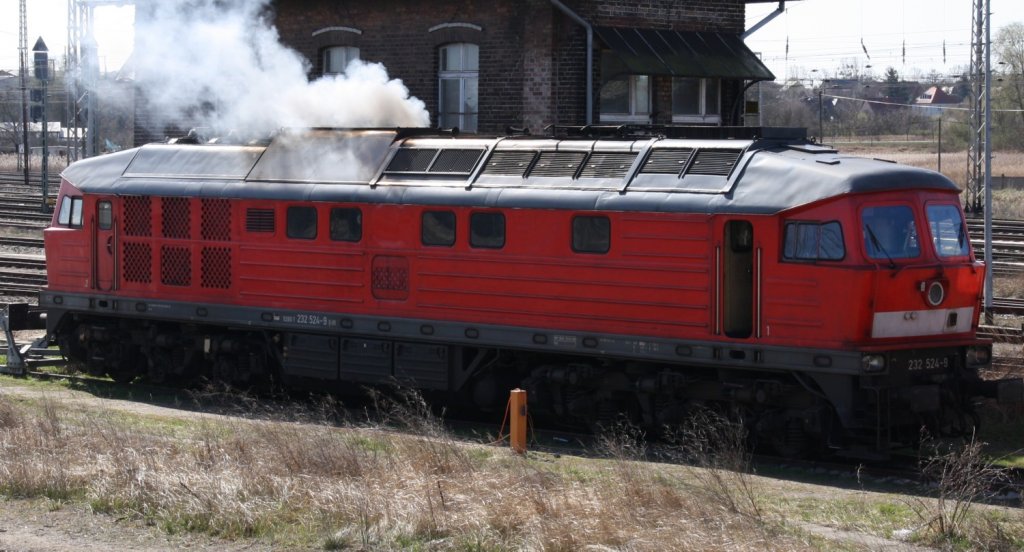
(323, 46, 360, 75)
(470, 212, 505, 249)
(438, 43, 479, 132)
(422, 210, 456, 246)
(599, 75, 650, 123)
(672, 77, 720, 124)
(330, 208, 362, 242)
(286, 206, 317, 240)
(572, 216, 610, 254)
(783, 221, 845, 261)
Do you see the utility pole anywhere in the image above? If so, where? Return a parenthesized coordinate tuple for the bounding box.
(18, 0, 30, 186)
(983, 0, 993, 321)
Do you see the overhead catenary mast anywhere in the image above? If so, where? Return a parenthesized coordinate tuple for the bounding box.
(19, 0, 30, 186)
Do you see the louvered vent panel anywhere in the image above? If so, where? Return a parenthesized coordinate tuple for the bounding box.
(201, 246, 232, 289)
(527, 152, 587, 178)
(481, 151, 536, 176)
(686, 149, 742, 176)
(201, 199, 231, 241)
(161, 197, 191, 239)
(246, 209, 275, 233)
(161, 245, 192, 287)
(428, 149, 484, 174)
(123, 242, 151, 284)
(386, 149, 438, 172)
(579, 152, 638, 179)
(123, 196, 152, 237)
(640, 148, 693, 175)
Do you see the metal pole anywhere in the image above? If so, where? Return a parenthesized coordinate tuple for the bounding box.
(41, 77, 49, 211)
(818, 87, 823, 142)
(983, 0, 993, 320)
(937, 116, 942, 173)
(19, 0, 30, 187)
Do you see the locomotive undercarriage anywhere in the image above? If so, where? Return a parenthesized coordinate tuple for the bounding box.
(47, 311, 990, 457)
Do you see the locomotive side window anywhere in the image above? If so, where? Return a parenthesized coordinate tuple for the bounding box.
(926, 204, 970, 257)
(862, 206, 920, 260)
(470, 212, 505, 249)
(58, 196, 83, 228)
(422, 210, 456, 246)
(97, 201, 113, 230)
(286, 206, 317, 240)
(330, 208, 362, 242)
(572, 216, 610, 253)
(783, 221, 844, 261)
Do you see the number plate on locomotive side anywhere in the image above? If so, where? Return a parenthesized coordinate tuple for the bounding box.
(890, 348, 958, 373)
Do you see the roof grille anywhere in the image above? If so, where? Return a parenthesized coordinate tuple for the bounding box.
(527, 151, 587, 178)
(641, 148, 693, 175)
(482, 151, 537, 176)
(579, 152, 638, 179)
(685, 149, 742, 176)
(386, 148, 438, 172)
(428, 149, 484, 174)
(246, 208, 275, 233)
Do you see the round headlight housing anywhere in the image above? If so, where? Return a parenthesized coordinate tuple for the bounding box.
(926, 280, 945, 307)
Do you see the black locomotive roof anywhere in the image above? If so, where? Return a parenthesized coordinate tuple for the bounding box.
(61, 128, 960, 215)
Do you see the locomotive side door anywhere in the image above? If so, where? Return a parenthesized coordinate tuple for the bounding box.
(722, 220, 753, 338)
(94, 198, 116, 291)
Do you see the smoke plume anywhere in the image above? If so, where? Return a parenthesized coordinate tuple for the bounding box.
(133, 0, 429, 137)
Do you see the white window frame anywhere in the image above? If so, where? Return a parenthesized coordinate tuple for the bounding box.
(599, 74, 651, 123)
(438, 43, 479, 133)
(322, 46, 360, 75)
(672, 77, 721, 124)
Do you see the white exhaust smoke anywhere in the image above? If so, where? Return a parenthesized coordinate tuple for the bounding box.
(133, 0, 429, 137)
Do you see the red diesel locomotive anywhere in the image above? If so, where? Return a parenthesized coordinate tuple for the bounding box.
(39, 126, 1022, 455)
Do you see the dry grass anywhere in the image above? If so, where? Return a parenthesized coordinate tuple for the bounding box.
(0, 390, 817, 551)
(0, 153, 69, 174)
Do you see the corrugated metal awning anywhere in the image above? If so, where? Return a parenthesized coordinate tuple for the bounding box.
(594, 27, 774, 82)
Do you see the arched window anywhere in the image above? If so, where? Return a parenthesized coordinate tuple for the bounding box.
(322, 46, 360, 75)
(438, 43, 479, 132)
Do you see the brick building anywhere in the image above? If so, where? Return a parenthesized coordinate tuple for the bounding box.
(135, 0, 776, 143)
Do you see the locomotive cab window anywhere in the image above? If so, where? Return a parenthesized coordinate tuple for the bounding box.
(572, 216, 610, 254)
(286, 206, 317, 240)
(57, 196, 83, 228)
(97, 201, 113, 230)
(330, 208, 362, 242)
(470, 212, 505, 249)
(422, 210, 456, 246)
(926, 204, 970, 257)
(862, 206, 920, 260)
(783, 221, 844, 261)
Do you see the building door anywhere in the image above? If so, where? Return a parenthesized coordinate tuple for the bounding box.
(94, 199, 116, 291)
(723, 220, 753, 338)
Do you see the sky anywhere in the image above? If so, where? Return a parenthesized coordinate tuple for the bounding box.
(744, 0, 1024, 82)
(0, 0, 134, 75)
(1, 0, 1023, 81)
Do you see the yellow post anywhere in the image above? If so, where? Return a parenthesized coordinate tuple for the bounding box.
(509, 388, 528, 454)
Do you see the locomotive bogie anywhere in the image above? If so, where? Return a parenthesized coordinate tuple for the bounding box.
(39, 127, 1023, 455)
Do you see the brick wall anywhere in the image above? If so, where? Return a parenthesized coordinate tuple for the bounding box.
(134, 0, 756, 141)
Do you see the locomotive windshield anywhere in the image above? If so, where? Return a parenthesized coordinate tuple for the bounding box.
(861, 206, 920, 261)
(926, 204, 970, 257)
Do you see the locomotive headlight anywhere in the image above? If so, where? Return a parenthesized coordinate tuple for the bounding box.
(925, 281, 946, 307)
(966, 345, 991, 367)
(861, 354, 887, 373)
